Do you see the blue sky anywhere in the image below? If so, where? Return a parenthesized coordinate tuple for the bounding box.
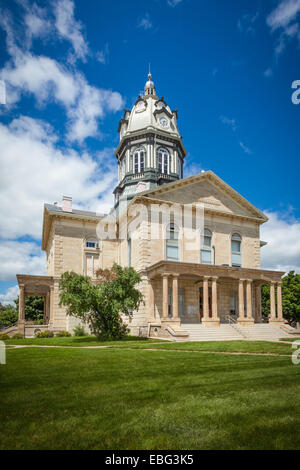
(0, 0, 300, 304)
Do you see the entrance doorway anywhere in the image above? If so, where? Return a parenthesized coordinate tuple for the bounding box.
(199, 287, 212, 319)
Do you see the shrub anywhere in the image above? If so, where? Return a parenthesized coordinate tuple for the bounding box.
(11, 333, 23, 339)
(73, 324, 86, 336)
(35, 330, 54, 338)
(56, 330, 71, 337)
(0, 333, 9, 340)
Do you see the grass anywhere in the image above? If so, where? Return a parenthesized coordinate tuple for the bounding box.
(1, 341, 300, 449)
(4, 335, 163, 347)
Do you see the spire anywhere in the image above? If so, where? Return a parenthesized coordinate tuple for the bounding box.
(144, 65, 156, 96)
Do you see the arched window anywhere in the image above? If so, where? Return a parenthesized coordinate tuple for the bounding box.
(133, 147, 145, 174)
(86, 238, 99, 248)
(201, 229, 212, 265)
(166, 223, 179, 261)
(157, 148, 169, 174)
(231, 233, 242, 267)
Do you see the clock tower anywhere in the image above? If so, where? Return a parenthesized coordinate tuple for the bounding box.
(113, 72, 187, 208)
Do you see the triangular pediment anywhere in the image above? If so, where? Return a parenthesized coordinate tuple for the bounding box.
(140, 171, 267, 221)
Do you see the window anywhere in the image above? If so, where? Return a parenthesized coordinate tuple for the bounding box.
(231, 233, 242, 267)
(166, 223, 179, 261)
(157, 148, 169, 174)
(86, 238, 99, 248)
(201, 229, 212, 265)
(133, 147, 145, 174)
(85, 253, 99, 277)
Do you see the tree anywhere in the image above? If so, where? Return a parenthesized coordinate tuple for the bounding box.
(15, 296, 44, 323)
(261, 271, 300, 324)
(0, 303, 18, 329)
(59, 264, 144, 340)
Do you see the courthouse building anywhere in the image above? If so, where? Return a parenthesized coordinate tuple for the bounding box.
(16, 73, 285, 340)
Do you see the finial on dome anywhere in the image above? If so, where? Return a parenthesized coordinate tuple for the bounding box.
(144, 64, 155, 96)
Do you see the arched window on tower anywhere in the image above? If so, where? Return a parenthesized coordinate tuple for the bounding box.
(166, 223, 179, 261)
(231, 233, 242, 267)
(133, 147, 145, 174)
(200, 229, 212, 265)
(157, 148, 169, 174)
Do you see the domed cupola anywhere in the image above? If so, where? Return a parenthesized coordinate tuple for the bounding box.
(113, 71, 187, 208)
(144, 72, 156, 96)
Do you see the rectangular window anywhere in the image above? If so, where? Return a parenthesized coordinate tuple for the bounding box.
(164, 155, 168, 174)
(140, 152, 144, 172)
(201, 249, 212, 265)
(232, 253, 241, 267)
(158, 153, 162, 173)
(86, 254, 99, 277)
(134, 154, 139, 173)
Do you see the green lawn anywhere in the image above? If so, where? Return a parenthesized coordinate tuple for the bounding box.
(4, 335, 162, 347)
(1, 341, 300, 450)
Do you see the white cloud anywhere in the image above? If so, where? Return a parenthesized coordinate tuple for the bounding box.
(53, 0, 89, 62)
(238, 12, 259, 34)
(138, 13, 153, 30)
(266, 0, 300, 58)
(0, 285, 19, 305)
(220, 115, 237, 131)
(0, 116, 118, 240)
(0, 53, 124, 141)
(167, 0, 183, 7)
(0, 241, 46, 282)
(261, 210, 300, 273)
(239, 141, 252, 154)
(96, 44, 109, 64)
(263, 67, 273, 77)
(267, 0, 300, 30)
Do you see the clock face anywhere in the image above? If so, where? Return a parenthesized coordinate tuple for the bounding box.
(157, 102, 164, 109)
(136, 101, 145, 111)
(160, 117, 168, 128)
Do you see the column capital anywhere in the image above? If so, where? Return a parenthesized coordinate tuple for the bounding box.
(203, 275, 210, 281)
(276, 281, 282, 286)
(171, 273, 180, 278)
(246, 279, 253, 283)
(211, 276, 219, 281)
(162, 273, 169, 278)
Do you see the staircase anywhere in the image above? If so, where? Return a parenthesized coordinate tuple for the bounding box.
(176, 322, 296, 342)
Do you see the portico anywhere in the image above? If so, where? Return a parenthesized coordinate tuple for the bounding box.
(145, 261, 284, 336)
(16, 274, 54, 336)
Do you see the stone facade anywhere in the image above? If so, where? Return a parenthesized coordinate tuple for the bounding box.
(16, 73, 285, 338)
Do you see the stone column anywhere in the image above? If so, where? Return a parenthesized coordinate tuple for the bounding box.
(238, 279, 245, 320)
(255, 284, 262, 322)
(269, 281, 276, 321)
(211, 276, 218, 319)
(45, 291, 50, 324)
(277, 282, 283, 321)
(162, 274, 169, 319)
(246, 279, 253, 319)
(49, 284, 54, 326)
(148, 280, 155, 321)
(203, 276, 209, 320)
(172, 274, 179, 319)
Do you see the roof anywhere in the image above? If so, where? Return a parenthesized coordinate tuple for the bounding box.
(130, 170, 268, 223)
(42, 204, 107, 251)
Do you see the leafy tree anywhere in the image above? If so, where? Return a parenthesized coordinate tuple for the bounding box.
(261, 271, 300, 324)
(59, 264, 144, 340)
(0, 303, 18, 329)
(15, 296, 44, 323)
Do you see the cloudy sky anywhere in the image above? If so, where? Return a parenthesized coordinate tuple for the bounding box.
(0, 0, 300, 304)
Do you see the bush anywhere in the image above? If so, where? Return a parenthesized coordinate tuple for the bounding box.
(56, 330, 71, 337)
(35, 330, 54, 338)
(11, 333, 23, 339)
(0, 333, 9, 340)
(73, 325, 86, 336)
